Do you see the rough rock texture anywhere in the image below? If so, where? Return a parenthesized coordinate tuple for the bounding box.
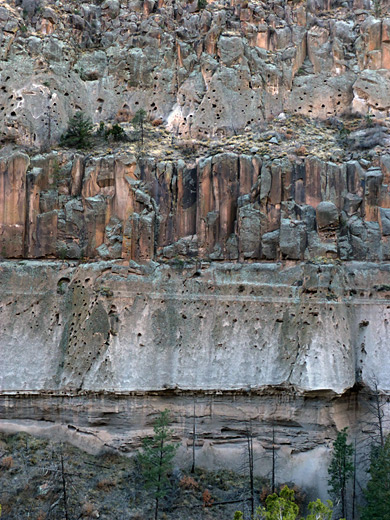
(2, 260, 390, 393)
(0, 390, 364, 502)
(0, 0, 390, 146)
(2, 0, 390, 506)
(3, 149, 390, 262)
(1, 260, 390, 499)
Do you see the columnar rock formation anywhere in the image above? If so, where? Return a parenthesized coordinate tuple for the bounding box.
(2, 149, 390, 262)
(1, 0, 390, 506)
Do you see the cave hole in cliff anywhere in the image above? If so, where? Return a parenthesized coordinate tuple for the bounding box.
(57, 277, 70, 294)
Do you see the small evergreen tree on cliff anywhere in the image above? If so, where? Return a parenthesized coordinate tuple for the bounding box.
(60, 112, 93, 149)
(360, 434, 390, 520)
(328, 427, 354, 520)
(138, 409, 177, 520)
(132, 108, 147, 147)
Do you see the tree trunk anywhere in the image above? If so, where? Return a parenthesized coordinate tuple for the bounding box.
(191, 400, 196, 473)
(272, 426, 276, 493)
(155, 496, 159, 520)
(60, 450, 69, 520)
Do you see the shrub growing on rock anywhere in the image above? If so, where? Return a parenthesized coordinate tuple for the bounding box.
(106, 122, 126, 141)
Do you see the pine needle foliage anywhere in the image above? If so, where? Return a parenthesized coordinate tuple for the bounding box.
(138, 409, 178, 520)
(361, 434, 390, 520)
(255, 485, 299, 520)
(235, 491, 336, 520)
(132, 108, 147, 146)
(306, 499, 333, 520)
(60, 112, 93, 149)
(327, 427, 354, 520)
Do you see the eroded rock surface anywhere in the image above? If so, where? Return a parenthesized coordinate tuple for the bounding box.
(2, 0, 390, 505)
(2, 149, 390, 262)
(0, 0, 390, 146)
(1, 260, 390, 500)
(1, 260, 389, 393)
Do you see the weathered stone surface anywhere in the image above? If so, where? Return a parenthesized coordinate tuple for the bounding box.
(280, 218, 306, 259)
(1, 150, 390, 262)
(0, 389, 376, 502)
(0, 151, 30, 257)
(0, 0, 390, 145)
(2, 0, 390, 508)
(1, 260, 389, 394)
(316, 201, 339, 231)
(1, 260, 390, 501)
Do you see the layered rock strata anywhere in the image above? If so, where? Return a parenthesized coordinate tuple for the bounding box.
(1, 260, 390, 499)
(0, 389, 363, 501)
(2, 0, 390, 505)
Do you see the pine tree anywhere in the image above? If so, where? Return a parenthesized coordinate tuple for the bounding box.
(328, 427, 354, 520)
(306, 499, 333, 520)
(60, 112, 93, 149)
(132, 108, 147, 147)
(138, 409, 178, 520)
(360, 434, 390, 520)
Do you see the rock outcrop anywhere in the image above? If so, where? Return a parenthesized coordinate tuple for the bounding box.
(2, 260, 390, 393)
(2, 0, 390, 507)
(1, 259, 390, 500)
(2, 149, 390, 263)
(0, 0, 390, 147)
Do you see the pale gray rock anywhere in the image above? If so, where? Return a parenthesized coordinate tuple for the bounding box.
(280, 219, 306, 259)
(316, 201, 339, 230)
(75, 51, 108, 81)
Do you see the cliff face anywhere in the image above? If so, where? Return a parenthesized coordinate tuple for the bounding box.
(2, 259, 390, 500)
(2, 0, 390, 505)
(2, 149, 390, 263)
(2, 0, 390, 262)
(0, 0, 390, 145)
(1, 260, 390, 394)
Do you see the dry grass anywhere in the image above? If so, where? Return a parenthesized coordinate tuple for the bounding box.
(81, 501, 98, 517)
(1, 455, 14, 469)
(96, 478, 116, 490)
(179, 475, 199, 490)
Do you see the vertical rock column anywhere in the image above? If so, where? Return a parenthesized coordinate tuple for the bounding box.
(0, 152, 29, 258)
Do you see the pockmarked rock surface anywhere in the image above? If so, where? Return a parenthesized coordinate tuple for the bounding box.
(2, 0, 390, 506)
(1, 260, 390, 499)
(0, 0, 390, 146)
(2, 260, 390, 394)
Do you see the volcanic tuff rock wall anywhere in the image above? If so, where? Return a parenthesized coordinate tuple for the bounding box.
(1, 0, 390, 146)
(1, 259, 390, 500)
(2, 149, 390, 262)
(2, 260, 390, 394)
(2, 0, 390, 504)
